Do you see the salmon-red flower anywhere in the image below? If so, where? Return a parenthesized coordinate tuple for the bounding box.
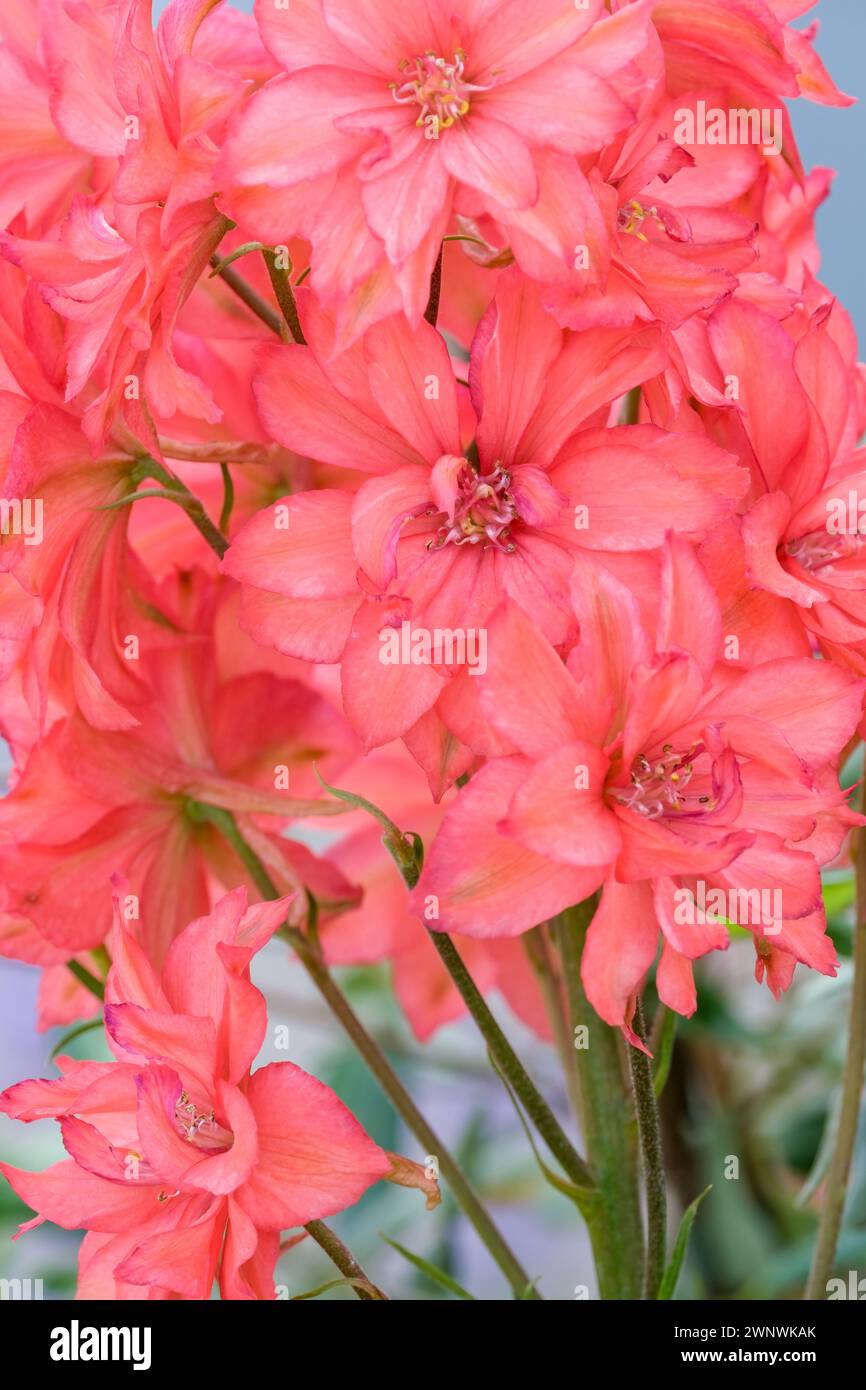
(0, 886, 392, 1299)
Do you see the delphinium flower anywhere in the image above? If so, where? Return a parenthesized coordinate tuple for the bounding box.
(0, 0, 861, 1303)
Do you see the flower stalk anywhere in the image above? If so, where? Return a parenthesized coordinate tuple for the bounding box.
(804, 780, 866, 1300)
(304, 1220, 388, 1300)
(555, 900, 645, 1299)
(628, 996, 667, 1299)
(195, 800, 541, 1300)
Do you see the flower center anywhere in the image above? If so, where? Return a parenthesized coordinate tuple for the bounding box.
(390, 50, 482, 131)
(617, 199, 664, 241)
(613, 744, 713, 819)
(174, 1088, 232, 1155)
(427, 461, 517, 553)
(786, 529, 862, 574)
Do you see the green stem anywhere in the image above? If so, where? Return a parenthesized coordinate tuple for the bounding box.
(312, 769, 593, 1190)
(209, 254, 284, 338)
(805, 789, 866, 1299)
(556, 900, 644, 1300)
(218, 461, 234, 534)
(262, 250, 307, 345)
(427, 931, 593, 1191)
(629, 997, 667, 1299)
(304, 1220, 387, 1301)
(65, 960, 105, 1002)
(136, 458, 229, 558)
(209, 242, 269, 277)
(621, 385, 641, 425)
(523, 927, 584, 1127)
(195, 802, 540, 1300)
(424, 245, 443, 326)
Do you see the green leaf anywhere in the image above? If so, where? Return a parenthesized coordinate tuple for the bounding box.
(652, 1007, 677, 1099)
(290, 1276, 379, 1301)
(823, 874, 855, 917)
(379, 1235, 476, 1300)
(658, 1186, 712, 1300)
(486, 1048, 593, 1211)
(519, 1279, 543, 1300)
(797, 1086, 842, 1208)
(218, 461, 234, 533)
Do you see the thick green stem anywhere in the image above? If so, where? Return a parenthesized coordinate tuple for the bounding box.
(805, 792, 866, 1299)
(629, 997, 667, 1299)
(196, 802, 540, 1300)
(304, 1220, 387, 1301)
(556, 900, 644, 1300)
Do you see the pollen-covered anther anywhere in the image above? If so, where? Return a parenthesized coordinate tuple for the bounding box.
(390, 50, 487, 129)
(427, 462, 518, 553)
(617, 199, 664, 242)
(786, 529, 862, 573)
(615, 744, 707, 818)
(176, 1089, 215, 1140)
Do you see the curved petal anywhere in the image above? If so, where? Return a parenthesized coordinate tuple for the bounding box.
(581, 877, 658, 1030)
(656, 939, 697, 1017)
(341, 595, 447, 747)
(221, 1196, 280, 1300)
(410, 756, 605, 936)
(698, 658, 866, 768)
(742, 492, 826, 606)
(222, 491, 357, 599)
(115, 1204, 223, 1298)
(488, 54, 632, 154)
(471, 0, 602, 84)
(362, 136, 451, 263)
(238, 585, 359, 663)
(500, 741, 621, 868)
(236, 1061, 390, 1230)
(477, 600, 588, 756)
(657, 533, 722, 678)
(221, 71, 377, 187)
(472, 268, 561, 467)
(365, 316, 461, 460)
(441, 116, 537, 209)
(254, 343, 424, 474)
(104, 1004, 217, 1092)
(0, 1159, 161, 1234)
(351, 465, 432, 589)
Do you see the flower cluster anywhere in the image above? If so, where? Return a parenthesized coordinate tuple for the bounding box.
(0, 0, 862, 1299)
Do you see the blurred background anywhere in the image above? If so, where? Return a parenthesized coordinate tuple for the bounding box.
(1, 0, 864, 1301)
